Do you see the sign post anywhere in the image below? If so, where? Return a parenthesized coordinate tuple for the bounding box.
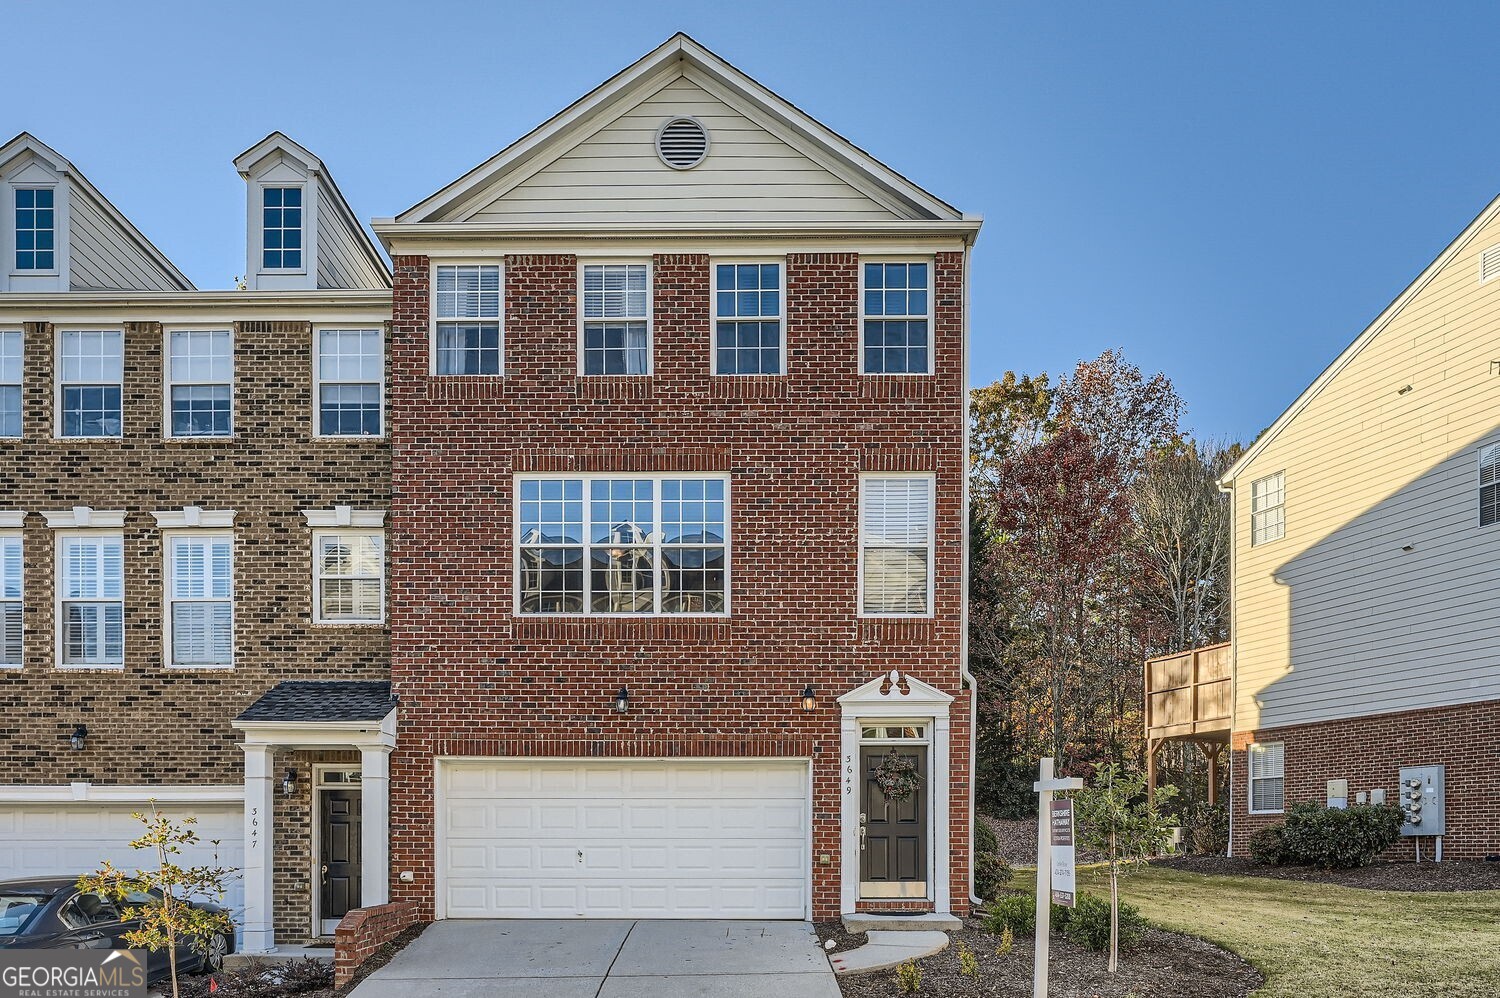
(1033, 757, 1084, 998)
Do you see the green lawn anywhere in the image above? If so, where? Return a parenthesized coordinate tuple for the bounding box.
(1018, 865, 1500, 998)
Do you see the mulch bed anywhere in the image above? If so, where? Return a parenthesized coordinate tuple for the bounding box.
(816, 917, 1260, 998)
(180, 923, 428, 998)
(1158, 854, 1500, 892)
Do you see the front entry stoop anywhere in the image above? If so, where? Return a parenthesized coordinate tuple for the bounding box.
(829, 930, 951, 976)
(843, 912, 962, 933)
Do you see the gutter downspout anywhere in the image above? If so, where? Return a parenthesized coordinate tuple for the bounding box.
(1216, 474, 1237, 857)
(960, 234, 982, 908)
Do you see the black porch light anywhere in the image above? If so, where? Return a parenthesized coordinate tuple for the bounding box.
(283, 769, 297, 797)
(801, 685, 818, 712)
(614, 686, 630, 713)
(69, 724, 88, 751)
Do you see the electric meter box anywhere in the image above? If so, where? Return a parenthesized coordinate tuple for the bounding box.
(1397, 765, 1446, 836)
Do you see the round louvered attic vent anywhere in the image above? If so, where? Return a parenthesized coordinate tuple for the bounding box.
(655, 117, 710, 170)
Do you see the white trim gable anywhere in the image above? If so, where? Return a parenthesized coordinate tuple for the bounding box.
(838, 669, 954, 717)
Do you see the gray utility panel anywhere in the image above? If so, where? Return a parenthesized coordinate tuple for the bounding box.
(1398, 765, 1446, 836)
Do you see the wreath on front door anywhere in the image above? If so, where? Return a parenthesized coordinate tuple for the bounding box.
(873, 748, 921, 805)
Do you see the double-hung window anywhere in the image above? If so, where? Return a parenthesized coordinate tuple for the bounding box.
(261, 187, 303, 270)
(14, 187, 55, 271)
(580, 263, 650, 375)
(0, 330, 20, 438)
(1248, 742, 1285, 814)
(861, 262, 930, 374)
(517, 475, 727, 615)
(57, 533, 124, 667)
(316, 328, 383, 435)
(166, 330, 232, 437)
(0, 532, 20, 667)
(434, 265, 502, 375)
(165, 533, 233, 667)
(859, 475, 934, 616)
(58, 330, 123, 438)
(1481, 445, 1500, 526)
(313, 530, 384, 624)
(714, 263, 782, 374)
(1250, 471, 1285, 545)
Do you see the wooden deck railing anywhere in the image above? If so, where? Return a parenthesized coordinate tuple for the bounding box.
(1144, 643, 1231, 742)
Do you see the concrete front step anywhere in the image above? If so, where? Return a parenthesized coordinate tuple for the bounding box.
(223, 943, 334, 969)
(828, 930, 950, 976)
(843, 912, 962, 933)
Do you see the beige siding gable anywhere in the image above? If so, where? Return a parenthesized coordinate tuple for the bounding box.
(1232, 203, 1500, 732)
(466, 73, 904, 224)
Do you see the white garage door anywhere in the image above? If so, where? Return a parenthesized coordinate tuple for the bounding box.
(0, 802, 245, 917)
(439, 760, 809, 919)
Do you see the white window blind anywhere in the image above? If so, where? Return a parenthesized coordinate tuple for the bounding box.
(315, 532, 384, 623)
(1481, 445, 1500, 526)
(434, 265, 502, 375)
(1251, 471, 1285, 545)
(59, 534, 124, 666)
(0, 534, 20, 666)
(1248, 742, 1285, 813)
(860, 476, 933, 615)
(580, 264, 650, 375)
(167, 534, 233, 666)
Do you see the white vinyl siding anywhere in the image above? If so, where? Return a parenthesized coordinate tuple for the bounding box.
(313, 530, 384, 624)
(165, 533, 233, 667)
(1250, 471, 1285, 546)
(580, 264, 650, 375)
(166, 330, 232, 438)
(57, 330, 123, 438)
(0, 533, 20, 667)
(316, 328, 383, 436)
(433, 264, 502, 375)
(57, 533, 124, 668)
(0, 330, 20, 438)
(1247, 743, 1285, 814)
(516, 475, 728, 615)
(1480, 445, 1500, 526)
(859, 475, 934, 616)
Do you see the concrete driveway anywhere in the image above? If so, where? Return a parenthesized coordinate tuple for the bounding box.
(349, 919, 841, 998)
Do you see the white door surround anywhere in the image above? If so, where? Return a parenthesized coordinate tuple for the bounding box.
(312, 766, 364, 937)
(837, 670, 953, 915)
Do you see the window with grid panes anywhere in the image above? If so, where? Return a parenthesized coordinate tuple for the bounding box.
(314, 531, 384, 623)
(167, 330, 232, 437)
(0, 330, 20, 438)
(58, 534, 124, 666)
(862, 262, 930, 374)
(434, 265, 502, 375)
(262, 187, 303, 269)
(714, 263, 782, 374)
(0, 533, 20, 667)
(1251, 472, 1285, 545)
(580, 264, 650, 375)
(317, 328, 383, 435)
(1248, 742, 1285, 813)
(14, 188, 55, 270)
(58, 330, 123, 438)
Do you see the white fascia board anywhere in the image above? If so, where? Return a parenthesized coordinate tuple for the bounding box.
(42, 507, 127, 529)
(152, 507, 236, 529)
(0, 784, 244, 804)
(232, 711, 397, 750)
(374, 219, 983, 248)
(0, 290, 392, 327)
(234, 131, 323, 177)
(0, 511, 24, 528)
(302, 507, 386, 528)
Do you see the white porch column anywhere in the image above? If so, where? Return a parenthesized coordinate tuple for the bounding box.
(360, 746, 392, 908)
(241, 744, 276, 953)
(932, 713, 952, 915)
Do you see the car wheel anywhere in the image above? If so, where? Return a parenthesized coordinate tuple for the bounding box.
(201, 932, 230, 974)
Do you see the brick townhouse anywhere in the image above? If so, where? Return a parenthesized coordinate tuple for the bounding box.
(1, 33, 981, 951)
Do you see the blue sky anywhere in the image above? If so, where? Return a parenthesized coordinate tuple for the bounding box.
(6, 1, 1499, 441)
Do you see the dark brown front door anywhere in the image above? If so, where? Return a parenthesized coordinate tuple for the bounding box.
(320, 790, 362, 924)
(859, 745, 928, 898)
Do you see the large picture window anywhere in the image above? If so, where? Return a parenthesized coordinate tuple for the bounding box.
(580, 263, 650, 375)
(58, 330, 123, 438)
(165, 533, 233, 667)
(714, 262, 782, 374)
(57, 533, 124, 667)
(860, 474, 934, 616)
(517, 475, 727, 615)
(434, 264, 502, 375)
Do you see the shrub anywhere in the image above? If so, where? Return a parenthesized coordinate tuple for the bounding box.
(1254, 803, 1405, 869)
(974, 851, 1012, 900)
(983, 893, 1034, 937)
(975, 817, 999, 856)
(995, 925, 1014, 956)
(896, 958, 922, 994)
(181, 957, 333, 998)
(956, 940, 979, 979)
(1062, 894, 1146, 952)
(1180, 801, 1229, 855)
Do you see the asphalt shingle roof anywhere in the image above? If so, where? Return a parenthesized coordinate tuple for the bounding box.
(236, 681, 395, 723)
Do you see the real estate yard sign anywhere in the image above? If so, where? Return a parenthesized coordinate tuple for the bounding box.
(1048, 800, 1076, 908)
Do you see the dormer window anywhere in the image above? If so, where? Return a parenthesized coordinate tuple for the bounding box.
(261, 187, 303, 270)
(14, 187, 55, 271)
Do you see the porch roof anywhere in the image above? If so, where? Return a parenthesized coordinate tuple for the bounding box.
(236, 681, 395, 723)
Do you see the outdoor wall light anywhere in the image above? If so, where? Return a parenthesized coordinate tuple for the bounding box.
(614, 686, 630, 713)
(283, 769, 297, 797)
(69, 724, 88, 751)
(801, 685, 818, 712)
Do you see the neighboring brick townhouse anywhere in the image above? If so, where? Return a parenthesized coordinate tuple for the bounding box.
(0, 32, 981, 952)
(0, 131, 395, 951)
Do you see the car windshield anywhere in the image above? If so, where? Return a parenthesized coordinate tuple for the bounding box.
(0, 892, 52, 936)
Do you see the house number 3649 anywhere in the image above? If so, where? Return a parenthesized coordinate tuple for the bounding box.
(844, 755, 854, 795)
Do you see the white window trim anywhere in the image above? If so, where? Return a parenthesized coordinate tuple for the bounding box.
(858, 257, 935, 377)
(8, 182, 62, 278)
(309, 525, 386, 626)
(52, 528, 125, 671)
(1479, 444, 1500, 527)
(302, 508, 386, 529)
(857, 472, 937, 619)
(512, 472, 731, 618)
(0, 525, 21, 670)
(1247, 741, 1286, 815)
(1250, 471, 1286, 546)
(54, 327, 124, 441)
(161, 529, 234, 670)
(0, 327, 22, 439)
(162, 326, 234, 439)
(313, 325, 386, 438)
(42, 507, 126, 529)
(576, 259, 654, 377)
(711, 257, 786, 376)
(256, 182, 309, 276)
(429, 261, 504, 377)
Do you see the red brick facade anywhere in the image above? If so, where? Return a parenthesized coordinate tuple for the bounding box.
(386, 251, 971, 919)
(1231, 699, 1500, 859)
(333, 900, 424, 988)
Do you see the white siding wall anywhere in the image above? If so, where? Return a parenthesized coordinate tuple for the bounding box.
(469, 74, 899, 224)
(1232, 209, 1500, 731)
(315, 182, 386, 290)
